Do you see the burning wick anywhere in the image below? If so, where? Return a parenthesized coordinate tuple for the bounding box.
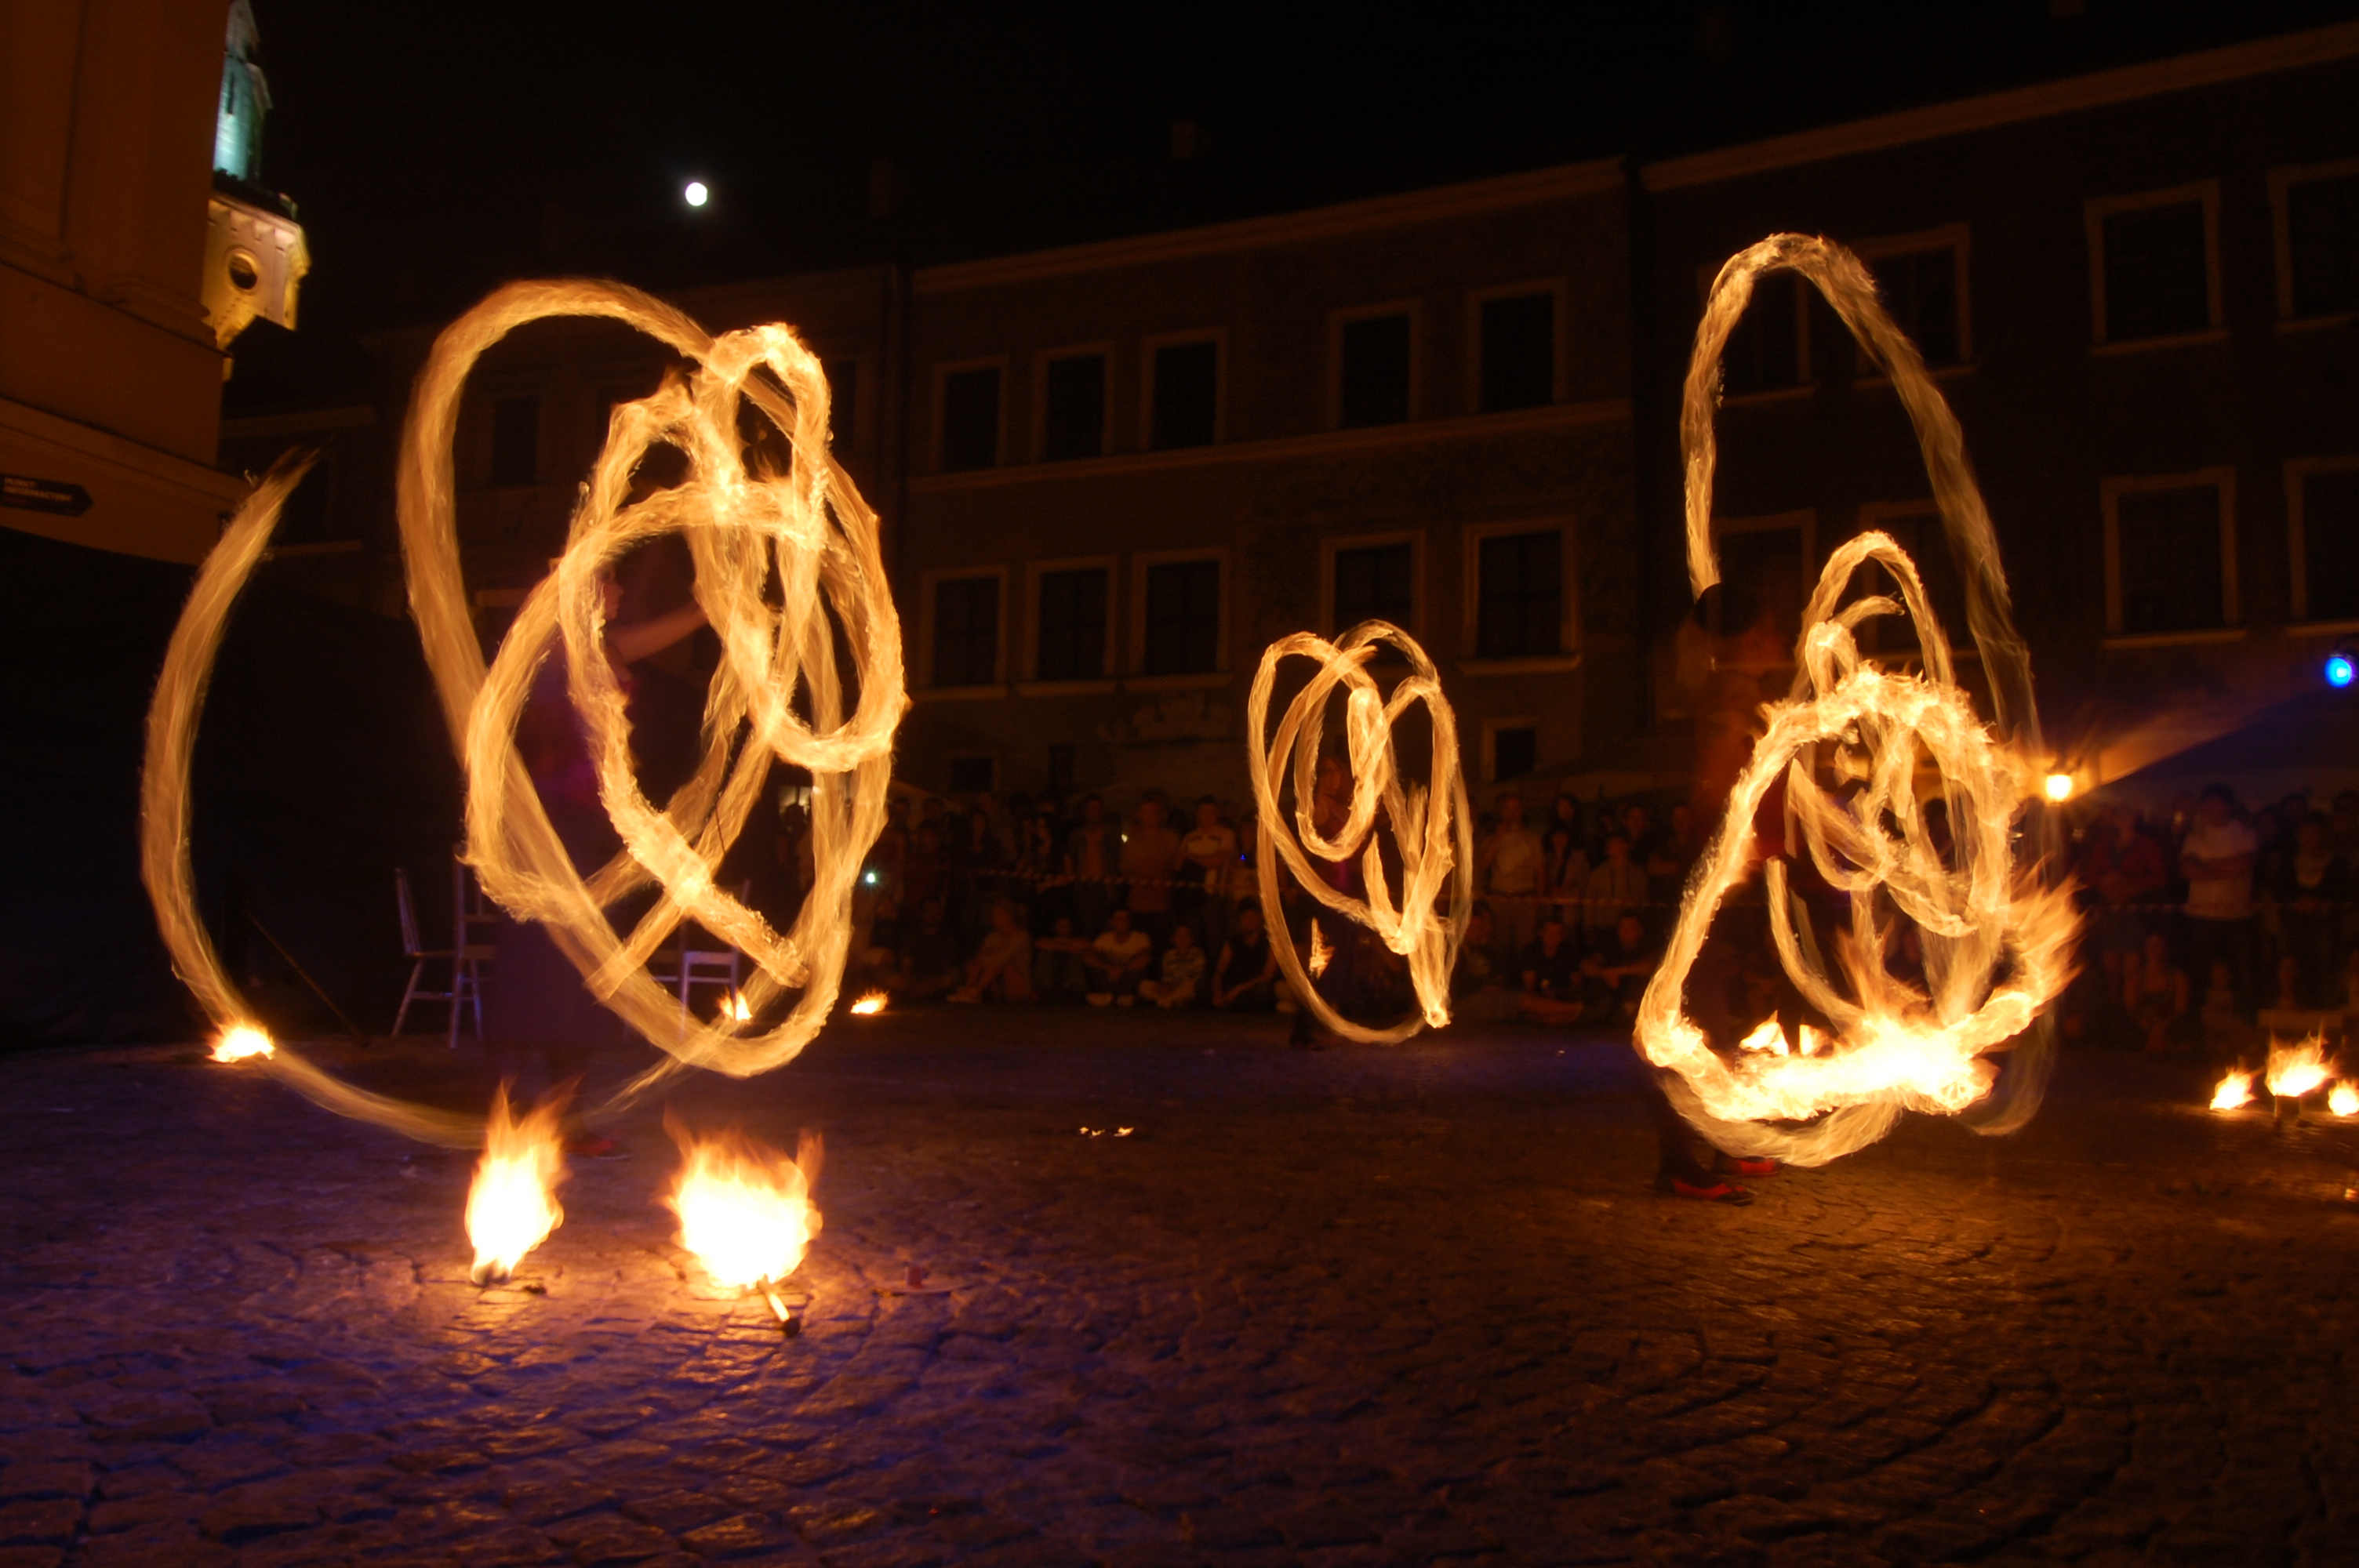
(666, 1121, 822, 1333)
(720, 991, 752, 1025)
(2266, 1036, 2335, 1100)
(2211, 1069, 2256, 1112)
(211, 1024, 274, 1062)
(849, 991, 887, 1016)
(466, 1085, 568, 1286)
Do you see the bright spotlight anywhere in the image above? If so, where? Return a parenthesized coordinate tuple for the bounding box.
(684, 180, 709, 208)
(2327, 652, 2355, 689)
(2043, 772, 2074, 803)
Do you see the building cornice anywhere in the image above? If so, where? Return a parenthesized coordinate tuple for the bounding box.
(1643, 20, 2359, 192)
(912, 159, 1627, 296)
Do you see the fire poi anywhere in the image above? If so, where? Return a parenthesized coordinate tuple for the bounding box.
(666, 1123, 822, 1330)
(1247, 621, 1471, 1044)
(1632, 234, 2081, 1167)
(140, 280, 903, 1279)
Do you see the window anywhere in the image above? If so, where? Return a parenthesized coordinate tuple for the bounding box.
(939, 366, 1002, 472)
(1142, 558, 1222, 675)
(1478, 292, 1555, 412)
(2292, 463, 2359, 623)
(1859, 232, 1966, 368)
(2089, 186, 2218, 344)
(1035, 567, 1109, 681)
(823, 358, 859, 446)
(489, 395, 539, 487)
(1041, 354, 1107, 461)
(1149, 339, 1219, 450)
(1475, 530, 1563, 659)
(1710, 514, 1814, 642)
(947, 756, 995, 794)
(1332, 542, 1414, 633)
(2103, 473, 2235, 637)
(1337, 311, 1412, 427)
(2282, 169, 2359, 320)
(1718, 272, 1807, 397)
(931, 575, 1000, 687)
(1488, 722, 1539, 783)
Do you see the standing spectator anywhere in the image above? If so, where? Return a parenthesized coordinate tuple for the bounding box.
(1083, 906, 1153, 1006)
(869, 795, 912, 902)
(1179, 796, 1240, 960)
(2077, 804, 2168, 1000)
(1478, 790, 1544, 956)
(1627, 804, 1680, 885)
(1583, 833, 1649, 937)
(1030, 916, 1093, 1003)
(2181, 783, 2259, 1018)
(2270, 813, 2349, 1006)
(1212, 901, 1280, 1011)
(1121, 795, 1184, 946)
(1542, 823, 1590, 926)
(1139, 923, 1207, 1008)
(951, 900, 1034, 1004)
(903, 820, 947, 916)
(1064, 795, 1120, 936)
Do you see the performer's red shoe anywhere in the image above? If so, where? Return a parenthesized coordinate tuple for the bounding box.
(1663, 1176, 1753, 1206)
(1721, 1156, 1779, 1179)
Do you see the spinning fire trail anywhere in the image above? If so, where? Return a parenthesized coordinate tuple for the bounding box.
(1634, 234, 2081, 1167)
(141, 280, 904, 1269)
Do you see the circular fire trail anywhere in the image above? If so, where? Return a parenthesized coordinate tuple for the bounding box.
(142, 279, 905, 1140)
(1633, 234, 2081, 1167)
(1247, 621, 1471, 1044)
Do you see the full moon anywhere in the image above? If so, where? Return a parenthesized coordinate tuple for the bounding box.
(684, 180, 709, 208)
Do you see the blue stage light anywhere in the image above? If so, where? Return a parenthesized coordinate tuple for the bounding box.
(2327, 653, 2355, 689)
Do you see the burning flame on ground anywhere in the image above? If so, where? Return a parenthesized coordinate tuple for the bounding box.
(139, 279, 907, 1151)
(1632, 235, 2079, 1167)
(666, 1123, 823, 1290)
(212, 1024, 274, 1062)
(466, 1085, 567, 1284)
(2266, 1036, 2335, 1099)
(719, 991, 752, 1024)
(2212, 1069, 2256, 1111)
(849, 991, 886, 1016)
(1246, 621, 1472, 1044)
(2332, 1082, 2358, 1118)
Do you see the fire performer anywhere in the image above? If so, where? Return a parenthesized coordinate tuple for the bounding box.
(483, 564, 704, 1155)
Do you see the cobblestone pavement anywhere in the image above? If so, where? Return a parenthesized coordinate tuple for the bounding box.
(3, 1011, 2357, 1568)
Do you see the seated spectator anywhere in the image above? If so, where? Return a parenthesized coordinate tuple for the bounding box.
(1121, 795, 1183, 947)
(1583, 833, 1648, 937)
(855, 894, 904, 989)
(951, 900, 1034, 1003)
(2125, 931, 2190, 1053)
(1140, 923, 1207, 1009)
(1084, 906, 1153, 1007)
(1031, 916, 1093, 1002)
(2200, 958, 2252, 1061)
(1449, 901, 1521, 1023)
(1518, 914, 1588, 1025)
(1212, 901, 1279, 1011)
(1581, 910, 1660, 1024)
(897, 898, 965, 1000)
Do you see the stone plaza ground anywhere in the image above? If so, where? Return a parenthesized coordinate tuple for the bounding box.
(2, 1008, 2357, 1568)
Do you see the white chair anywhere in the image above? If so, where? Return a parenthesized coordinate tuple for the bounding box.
(650, 884, 747, 1021)
(392, 858, 495, 1047)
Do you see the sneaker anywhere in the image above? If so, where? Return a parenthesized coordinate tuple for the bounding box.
(1663, 1175, 1751, 1206)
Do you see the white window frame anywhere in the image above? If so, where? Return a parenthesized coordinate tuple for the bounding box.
(1020, 554, 1120, 694)
(1319, 528, 1425, 640)
(1140, 329, 1227, 451)
(2287, 455, 2359, 630)
(1695, 263, 1812, 405)
(916, 565, 1009, 696)
(1480, 715, 1543, 786)
(1849, 223, 1973, 375)
(1467, 279, 1568, 416)
(2085, 180, 2225, 352)
(2099, 467, 2241, 645)
(931, 355, 1009, 474)
(2268, 158, 2359, 331)
(1460, 517, 1582, 674)
(1030, 342, 1116, 463)
(1128, 546, 1230, 688)
(1326, 299, 1422, 430)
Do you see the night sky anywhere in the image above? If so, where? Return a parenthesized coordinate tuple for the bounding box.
(242, 1, 2359, 350)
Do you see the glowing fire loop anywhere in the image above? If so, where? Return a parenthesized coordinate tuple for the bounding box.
(667, 1123, 821, 1327)
(467, 1085, 569, 1284)
(140, 279, 906, 1143)
(1247, 621, 1471, 1044)
(1634, 235, 2081, 1167)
